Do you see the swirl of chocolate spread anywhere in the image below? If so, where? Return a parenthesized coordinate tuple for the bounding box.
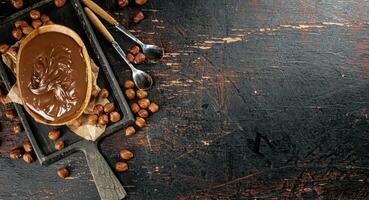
(18, 32, 87, 122)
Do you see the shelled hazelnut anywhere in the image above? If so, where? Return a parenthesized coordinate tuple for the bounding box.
(134, 53, 145, 64)
(71, 118, 83, 128)
(148, 102, 159, 113)
(135, 117, 146, 128)
(109, 111, 121, 122)
(41, 14, 50, 23)
(135, 0, 147, 6)
(91, 87, 100, 98)
(125, 89, 136, 100)
(13, 124, 22, 134)
(12, 28, 22, 40)
(115, 162, 128, 172)
(21, 26, 34, 35)
(23, 152, 33, 163)
(137, 98, 150, 109)
(130, 103, 140, 113)
(32, 20, 42, 29)
(14, 20, 28, 28)
(129, 45, 140, 55)
(87, 114, 98, 125)
(117, 0, 128, 7)
(99, 88, 109, 98)
(54, 0, 66, 7)
(23, 140, 32, 152)
(104, 102, 115, 113)
(132, 11, 145, 24)
(57, 167, 69, 178)
(127, 53, 134, 63)
(98, 114, 109, 125)
(93, 104, 104, 115)
(48, 129, 60, 140)
(5, 110, 17, 120)
(55, 140, 64, 151)
(119, 149, 133, 160)
(136, 89, 148, 99)
(124, 80, 135, 89)
(0, 44, 9, 54)
(9, 148, 23, 159)
(30, 10, 41, 19)
(137, 109, 149, 118)
(125, 126, 136, 136)
(11, 0, 23, 9)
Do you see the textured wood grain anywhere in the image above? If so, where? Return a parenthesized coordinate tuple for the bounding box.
(2, 0, 369, 199)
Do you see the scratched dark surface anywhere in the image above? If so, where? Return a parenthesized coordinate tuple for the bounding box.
(2, 0, 369, 199)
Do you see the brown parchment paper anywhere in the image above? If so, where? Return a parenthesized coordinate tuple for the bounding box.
(1, 43, 107, 141)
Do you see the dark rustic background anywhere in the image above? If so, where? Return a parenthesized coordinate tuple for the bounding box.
(2, 0, 369, 199)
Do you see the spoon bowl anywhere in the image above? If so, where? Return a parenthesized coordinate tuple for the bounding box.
(142, 44, 164, 62)
(132, 68, 153, 90)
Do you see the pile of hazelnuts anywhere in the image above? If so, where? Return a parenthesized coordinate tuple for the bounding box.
(90, 87, 122, 126)
(117, 0, 146, 24)
(123, 78, 159, 137)
(9, 139, 34, 164)
(10, 0, 66, 10)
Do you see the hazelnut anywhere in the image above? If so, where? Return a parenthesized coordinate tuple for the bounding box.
(32, 20, 42, 29)
(99, 88, 109, 98)
(91, 87, 100, 98)
(133, 11, 145, 24)
(148, 102, 159, 113)
(23, 152, 33, 163)
(57, 167, 69, 178)
(14, 20, 28, 28)
(48, 129, 60, 140)
(9, 148, 23, 159)
(117, 0, 128, 7)
(109, 111, 121, 122)
(125, 89, 136, 100)
(137, 98, 150, 109)
(0, 44, 9, 54)
(54, 0, 66, 7)
(41, 14, 50, 23)
(12, 28, 22, 40)
(134, 53, 145, 64)
(125, 126, 136, 136)
(55, 140, 65, 151)
(124, 80, 135, 89)
(13, 124, 22, 134)
(135, 0, 148, 6)
(21, 26, 34, 35)
(71, 118, 83, 128)
(127, 53, 135, 63)
(93, 104, 104, 115)
(87, 114, 98, 125)
(129, 45, 140, 55)
(115, 162, 128, 172)
(137, 109, 149, 118)
(135, 117, 146, 128)
(130, 103, 140, 113)
(104, 102, 115, 113)
(98, 114, 109, 125)
(119, 150, 133, 160)
(0, 95, 7, 104)
(23, 140, 33, 152)
(30, 9, 41, 19)
(136, 89, 148, 99)
(11, 0, 23, 9)
(5, 110, 16, 120)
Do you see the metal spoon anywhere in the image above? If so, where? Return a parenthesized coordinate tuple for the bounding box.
(82, 0, 164, 62)
(84, 7, 153, 90)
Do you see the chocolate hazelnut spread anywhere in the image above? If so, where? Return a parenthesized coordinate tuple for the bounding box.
(18, 32, 88, 122)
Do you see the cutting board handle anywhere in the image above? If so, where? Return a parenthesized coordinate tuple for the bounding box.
(81, 141, 126, 200)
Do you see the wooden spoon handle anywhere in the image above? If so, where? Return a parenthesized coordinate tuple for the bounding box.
(84, 7, 114, 43)
(81, 0, 118, 25)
